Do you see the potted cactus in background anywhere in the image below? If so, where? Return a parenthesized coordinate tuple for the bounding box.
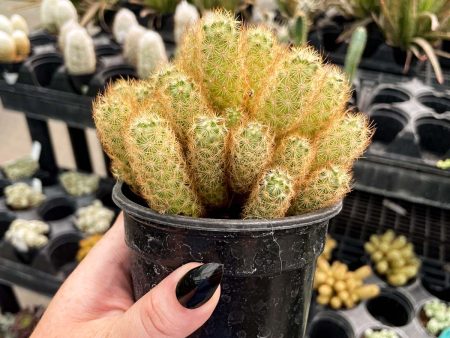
(93, 10, 373, 337)
(0, 14, 31, 74)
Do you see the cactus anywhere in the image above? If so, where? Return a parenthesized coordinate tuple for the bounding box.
(1, 156, 38, 180)
(5, 219, 49, 252)
(252, 46, 323, 136)
(55, 0, 78, 30)
(137, 31, 168, 79)
(288, 166, 351, 215)
(143, 0, 180, 13)
(64, 28, 96, 75)
(59, 171, 99, 196)
(125, 110, 203, 216)
(314, 259, 380, 309)
(243, 168, 295, 219)
(228, 121, 274, 194)
(177, 10, 244, 111)
(224, 107, 243, 128)
(10, 14, 28, 35)
(12, 30, 30, 61)
(364, 230, 421, 286)
(0, 32, 15, 63)
(174, 1, 199, 45)
(289, 13, 308, 46)
(112, 8, 138, 44)
(312, 113, 372, 171)
(272, 134, 314, 182)
(344, 26, 367, 82)
(423, 300, 450, 336)
(58, 20, 81, 51)
(123, 25, 146, 67)
(74, 200, 114, 234)
(188, 116, 229, 207)
(0, 15, 13, 35)
(40, 0, 59, 33)
(5, 182, 46, 210)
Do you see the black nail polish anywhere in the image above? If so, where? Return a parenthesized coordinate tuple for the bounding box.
(176, 263, 224, 309)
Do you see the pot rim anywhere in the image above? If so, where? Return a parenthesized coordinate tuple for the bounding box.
(113, 182, 343, 232)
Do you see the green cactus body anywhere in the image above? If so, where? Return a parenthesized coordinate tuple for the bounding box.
(0, 31, 15, 62)
(40, 0, 59, 33)
(290, 14, 308, 46)
(93, 81, 135, 185)
(313, 113, 371, 170)
(272, 135, 314, 183)
(188, 116, 229, 208)
(243, 27, 279, 113)
(344, 26, 367, 82)
(137, 31, 168, 79)
(0, 15, 13, 35)
(243, 168, 295, 219)
(11, 14, 29, 35)
(253, 46, 322, 137)
(126, 112, 203, 216)
(55, 0, 78, 30)
(297, 65, 351, 139)
(288, 166, 351, 215)
(225, 107, 244, 128)
(123, 25, 146, 67)
(64, 28, 96, 75)
(112, 8, 138, 44)
(228, 121, 274, 194)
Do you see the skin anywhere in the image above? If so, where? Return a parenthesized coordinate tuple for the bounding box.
(32, 213, 220, 338)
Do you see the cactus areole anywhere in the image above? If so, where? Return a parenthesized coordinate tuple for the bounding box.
(95, 10, 372, 338)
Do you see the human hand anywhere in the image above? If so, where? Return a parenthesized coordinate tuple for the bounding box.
(32, 213, 222, 338)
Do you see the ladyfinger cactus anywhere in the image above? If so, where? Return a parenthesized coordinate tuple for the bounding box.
(113, 8, 138, 44)
(123, 25, 146, 67)
(55, 0, 78, 30)
(137, 31, 168, 79)
(272, 134, 314, 182)
(253, 46, 322, 136)
(0, 15, 13, 35)
(64, 28, 96, 75)
(243, 168, 295, 219)
(174, 1, 199, 45)
(228, 122, 274, 194)
(313, 113, 372, 170)
(188, 116, 229, 208)
(344, 26, 367, 82)
(0, 31, 15, 63)
(40, 0, 59, 33)
(12, 30, 30, 61)
(126, 111, 203, 216)
(288, 166, 351, 215)
(10, 14, 28, 35)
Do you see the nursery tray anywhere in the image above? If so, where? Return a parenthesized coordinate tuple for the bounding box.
(0, 174, 117, 296)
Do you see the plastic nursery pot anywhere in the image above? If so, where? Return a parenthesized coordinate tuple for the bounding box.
(47, 233, 82, 278)
(113, 182, 343, 338)
(370, 88, 411, 106)
(0, 211, 16, 240)
(419, 94, 450, 115)
(366, 289, 414, 327)
(308, 311, 355, 338)
(416, 118, 450, 157)
(37, 196, 76, 221)
(369, 107, 408, 144)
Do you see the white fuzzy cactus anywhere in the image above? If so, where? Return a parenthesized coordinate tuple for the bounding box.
(12, 30, 30, 60)
(0, 15, 13, 35)
(64, 28, 96, 75)
(40, 0, 59, 33)
(0, 31, 15, 62)
(123, 25, 146, 67)
(137, 31, 168, 79)
(174, 1, 199, 45)
(10, 14, 29, 35)
(55, 0, 78, 30)
(113, 8, 138, 44)
(58, 20, 81, 51)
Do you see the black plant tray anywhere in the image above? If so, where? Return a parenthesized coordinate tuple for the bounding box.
(0, 173, 118, 296)
(307, 189, 450, 338)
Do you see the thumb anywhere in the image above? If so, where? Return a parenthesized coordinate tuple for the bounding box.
(113, 263, 223, 338)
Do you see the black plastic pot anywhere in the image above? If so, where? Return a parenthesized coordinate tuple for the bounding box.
(113, 182, 342, 338)
(366, 289, 414, 327)
(308, 311, 354, 338)
(38, 196, 76, 221)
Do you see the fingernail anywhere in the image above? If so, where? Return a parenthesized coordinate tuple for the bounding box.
(176, 263, 223, 309)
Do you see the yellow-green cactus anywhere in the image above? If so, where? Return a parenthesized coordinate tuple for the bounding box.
(243, 168, 295, 219)
(188, 116, 229, 208)
(224, 107, 244, 128)
(228, 121, 274, 194)
(126, 110, 203, 216)
(288, 166, 351, 215)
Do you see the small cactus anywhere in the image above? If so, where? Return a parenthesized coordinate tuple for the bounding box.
(188, 116, 229, 207)
(59, 171, 99, 196)
(5, 182, 46, 210)
(10, 14, 28, 35)
(423, 300, 450, 336)
(288, 166, 351, 215)
(0, 31, 16, 63)
(137, 31, 168, 79)
(112, 8, 138, 44)
(228, 121, 274, 194)
(125, 110, 203, 216)
(74, 200, 114, 234)
(64, 28, 96, 75)
(243, 168, 295, 219)
(58, 20, 81, 51)
(174, 1, 199, 45)
(123, 25, 146, 67)
(12, 30, 30, 60)
(1, 156, 38, 180)
(344, 26, 367, 82)
(55, 0, 78, 30)
(0, 15, 13, 35)
(5, 219, 49, 252)
(289, 13, 308, 46)
(40, 0, 59, 33)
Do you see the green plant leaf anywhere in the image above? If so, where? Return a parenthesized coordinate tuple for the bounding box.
(413, 37, 444, 83)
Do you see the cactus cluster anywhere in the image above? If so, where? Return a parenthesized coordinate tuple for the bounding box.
(74, 200, 115, 235)
(314, 259, 380, 309)
(1, 156, 38, 180)
(365, 230, 421, 286)
(60, 171, 99, 196)
(76, 234, 103, 262)
(40, 0, 78, 33)
(5, 182, 45, 210)
(5, 219, 49, 252)
(364, 328, 399, 338)
(94, 11, 372, 219)
(423, 300, 450, 337)
(0, 15, 30, 63)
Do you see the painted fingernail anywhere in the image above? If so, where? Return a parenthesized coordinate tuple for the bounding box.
(176, 263, 223, 309)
